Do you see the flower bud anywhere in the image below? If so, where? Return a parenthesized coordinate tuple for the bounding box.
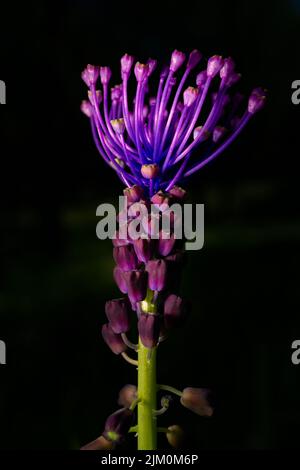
(138, 313, 160, 348)
(133, 238, 154, 263)
(111, 118, 125, 134)
(113, 266, 128, 294)
(193, 126, 210, 141)
(81, 64, 99, 86)
(105, 298, 130, 334)
(220, 57, 235, 81)
(164, 294, 189, 329)
(187, 49, 202, 69)
(81, 435, 114, 450)
(213, 126, 227, 143)
(134, 62, 149, 82)
(158, 231, 176, 257)
(146, 259, 168, 291)
(123, 185, 144, 203)
(80, 100, 93, 118)
(170, 50, 186, 72)
(118, 384, 137, 407)
(88, 89, 102, 105)
(100, 66, 112, 85)
(141, 164, 160, 179)
(183, 87, 198, 107)
(196, 70, 207, 88)
(101, 323, 127, 355)
(180, 387, 214, 416)
(147, 58, 157, 76)
(111, 85, 122, 101)
(168, 186, 186, 201)
(121, 53, 134, 76)
(113, 245, 139, 271)
(248, 88, 266, 114)
(123, 270, 148, 303)
(166, 425, 184, 448)
(103, 408, 134, 443)
(207, 55, 223, 78)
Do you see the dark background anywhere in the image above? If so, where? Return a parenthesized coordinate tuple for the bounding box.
(0, 0, 300, 450)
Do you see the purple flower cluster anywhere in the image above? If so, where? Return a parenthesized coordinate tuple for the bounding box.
(81, 50, 265, 196)
(101, 185, 189, 352)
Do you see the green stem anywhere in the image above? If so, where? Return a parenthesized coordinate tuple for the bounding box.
(137, 339, 157, 450)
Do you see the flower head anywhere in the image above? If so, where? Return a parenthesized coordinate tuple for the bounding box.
(81, 49, 266, 196)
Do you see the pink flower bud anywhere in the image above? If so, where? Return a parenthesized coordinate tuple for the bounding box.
(113, 245, 139, 271)
(187, 49, 202, 69)
(146, 259, 168, 291)
(105, 298, 130, 334)
(80, 100, 93, 118)
(170, 50, 186, 72)
(123, 185, 144, 203)
(81, 64, 99, 86)
(123, 270, 148, 303)
(158, 231, 176, 257)
(141, 164, 160, 179)
(147, 58, 157, 76)
(133, 238, 154, 263)
(168, 186, 186, 201)
(134, 62, 149, 82)
(121, 53, 135, 76)
(220, 57, 235, 81)
(207, 55, 223, 78)
(248, 88, 266, 114)
(164, 294, 189, 329)
(100, 66, 112, 85)
(180, 387, 214, 416)
(113, 266, 128, 294)
(138, 313, 160, 348)
(213, 126, 227, 143)
(118, 385, 137, 407)
(196, 70, 207, 88)
(183, 87, 198, 107)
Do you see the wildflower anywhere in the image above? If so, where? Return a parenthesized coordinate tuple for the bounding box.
(81, 50, 265, 195)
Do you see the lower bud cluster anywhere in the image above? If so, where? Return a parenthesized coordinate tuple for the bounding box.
(101, 184, 190, 352)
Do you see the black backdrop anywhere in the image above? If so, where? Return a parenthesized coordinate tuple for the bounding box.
(0, 0, 300, 450)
